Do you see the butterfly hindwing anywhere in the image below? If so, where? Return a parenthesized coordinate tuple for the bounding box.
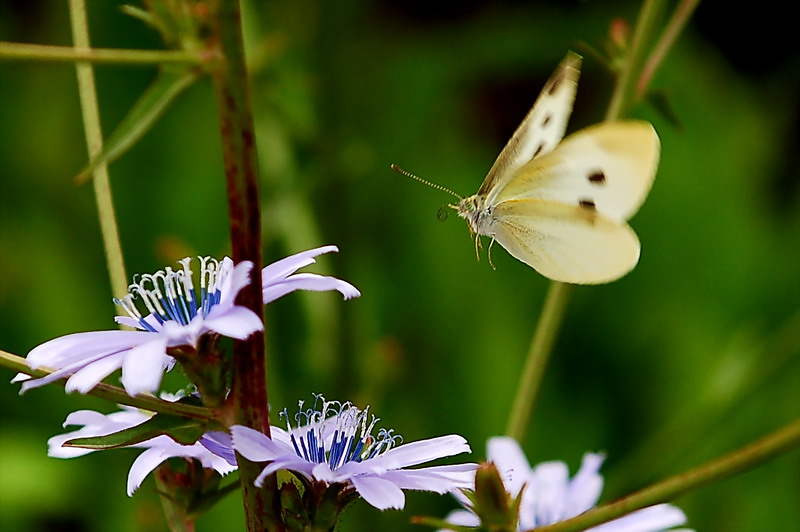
(490, 199, 641, 284)
(490, 121, 660, 222)
(477, 52, 582, 198)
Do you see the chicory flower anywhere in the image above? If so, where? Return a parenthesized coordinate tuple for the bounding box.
(16, 246, 359, 396)
(445, 436, 692, 531)
(232, 395, 477, 510)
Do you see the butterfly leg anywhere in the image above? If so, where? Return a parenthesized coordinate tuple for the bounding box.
(487, 237, 497, 270)
(473, 234, 482, 262)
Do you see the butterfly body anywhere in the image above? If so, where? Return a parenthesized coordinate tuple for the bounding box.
(450, 52, 659, 284)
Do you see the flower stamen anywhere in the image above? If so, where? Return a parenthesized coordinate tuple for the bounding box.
(279, 396, 404, 472)
(114, 256, 232, 330)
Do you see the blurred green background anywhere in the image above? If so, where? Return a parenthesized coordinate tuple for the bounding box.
(1, 1, 798, 531)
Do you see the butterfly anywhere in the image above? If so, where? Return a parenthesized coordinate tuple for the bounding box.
(394, 52, 660, 284)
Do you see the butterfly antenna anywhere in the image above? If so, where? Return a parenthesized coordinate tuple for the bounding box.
(390, 164, 463, 201)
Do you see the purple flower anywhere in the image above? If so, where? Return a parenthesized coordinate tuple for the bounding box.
(262, 245, 361, 303)
(231, 395, 477, 510)
(48, 402, 236, 496)
(16, 246, 359, 396)
(445, 436, 692, 531)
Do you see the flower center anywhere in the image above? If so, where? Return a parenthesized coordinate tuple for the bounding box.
(113, 256, 231, 332)
(281, 395, 403, 471)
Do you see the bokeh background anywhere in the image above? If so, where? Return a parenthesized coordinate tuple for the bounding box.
(1, 1, 798, 531)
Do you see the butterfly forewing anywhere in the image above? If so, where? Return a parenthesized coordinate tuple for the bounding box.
(477, 52, 582, 199)
(490, 199, 641, 284)
(491, 121, 660, 222)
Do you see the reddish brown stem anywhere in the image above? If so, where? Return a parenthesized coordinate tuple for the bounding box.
(207, 0, 281, 530)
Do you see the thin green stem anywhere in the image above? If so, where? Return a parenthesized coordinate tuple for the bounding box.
(532, 417, 800, 532)
(636, 0, 702, 101)
(68, 0, 128, 303)
(605, 0, 665, 121)
(0, 349, 214, 421)
(206, 0, 280, 530)
(506, 0, 668, 443)
(505, 282, 571, 441)
(0, 41, 204, 65)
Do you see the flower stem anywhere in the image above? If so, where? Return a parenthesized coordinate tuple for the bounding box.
(636, 0, 702, 101)
(205, 1, 281, 530)
(532, 417, 800, 532)
(68, 0, 128, 303)
(0, 349, 214, 421)
(0, 41, 203, 65)
(505, 282, 571, 441)
(605, 0, 665, 121)
(505, 0, 673, 444)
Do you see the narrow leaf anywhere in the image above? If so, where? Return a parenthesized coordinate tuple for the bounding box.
(75, 66, 199, 184)
(119, 5, 156, 28)
(645, 89, 683, 131)
(187, 480, 242, 517)
(64, 413, 206, 450)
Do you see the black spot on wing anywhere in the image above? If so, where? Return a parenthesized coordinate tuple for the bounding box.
(579, 199, 596, 210)
(588, 171, 606, 185)
(533, 144, 544, 158)
(542, 114, 552, 127)
(548, 71, 565, 95)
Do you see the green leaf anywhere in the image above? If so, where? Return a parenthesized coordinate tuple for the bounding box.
(75, 66, 199, 184)
(64, 413, 207, 450)
(119, 5, 156, 28)
(187, 480, 241, 518)
(645, 88, 683, 131)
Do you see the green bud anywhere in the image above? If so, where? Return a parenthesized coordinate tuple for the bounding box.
(472, 462, 519, 532)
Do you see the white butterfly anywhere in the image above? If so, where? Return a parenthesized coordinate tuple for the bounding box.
(396, 52, 660, 284)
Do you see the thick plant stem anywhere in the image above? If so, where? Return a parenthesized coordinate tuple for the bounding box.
(505, 282, 571, 441)
(68, 0, 128, 302)
(533, 417, 800, 532)
(207, 1, 280, 530)
(0, 41, 202, 65)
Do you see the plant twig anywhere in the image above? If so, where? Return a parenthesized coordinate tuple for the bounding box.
(1, 349, 214, 421)
(533, 417, 800, 532)
(505, 282, 571, 441)
(0, 41, 203, 65)
(68, 0, 128, 302)
(505, 0, 670, 445)
(606, 0, 665, 121)
(636, 0, 702, 100)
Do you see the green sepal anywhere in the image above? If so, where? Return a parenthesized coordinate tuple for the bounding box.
(472, 462, 519, 532)
(279, 479, 308, 531)
(64, 412, 207, 449)
(74, 66, 199, 184)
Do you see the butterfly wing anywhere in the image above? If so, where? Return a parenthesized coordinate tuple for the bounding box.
(478, 52, 582, 198)
(491, 121, 660, 222)
(490, 199, 641, 284)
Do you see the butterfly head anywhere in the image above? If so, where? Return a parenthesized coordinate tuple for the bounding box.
(455, 194, 491, 238)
